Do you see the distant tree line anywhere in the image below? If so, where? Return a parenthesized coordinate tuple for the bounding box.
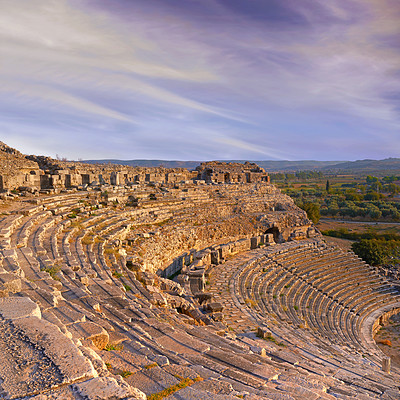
(321, 198, 400, 220)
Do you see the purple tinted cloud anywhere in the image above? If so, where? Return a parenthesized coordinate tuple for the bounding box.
(0, 0, 399, 160)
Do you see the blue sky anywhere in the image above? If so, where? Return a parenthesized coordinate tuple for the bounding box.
(1, 0, 399, 161)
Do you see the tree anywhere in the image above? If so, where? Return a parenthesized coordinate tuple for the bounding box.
(351, 239, 388, 266)
(345, 189, 361, 201)
(370, 181, 382, 192)
(366, 175, 378, 184)
(364, 191, 383, 200)
(326, 180, 330, 193)
(299, 202, 320, 224)
(388, 183, 400, 196)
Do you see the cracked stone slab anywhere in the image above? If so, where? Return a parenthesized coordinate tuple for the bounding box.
(12, 316, 97, 384)
(0, 316, 63, 399)
(0, 296, 41, 319)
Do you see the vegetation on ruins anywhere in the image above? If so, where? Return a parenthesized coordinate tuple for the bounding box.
(144, 362, 158, 370)
(352, 239, 400, 266)
(123, 283, 132, 291)
(42, 266, 61, 280)
(147, 376, 203, 400)
(118, 370, 133, 378)
(321, 228, 400, 266)
(105, 343, 124, 351)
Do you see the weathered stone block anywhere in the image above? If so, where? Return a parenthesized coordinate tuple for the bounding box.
(68, 321, 109, 350)
(257, 326, 272, 339)
(206, 302, 224, 313)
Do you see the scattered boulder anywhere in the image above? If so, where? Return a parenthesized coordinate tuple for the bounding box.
(68, 321, 110, 350)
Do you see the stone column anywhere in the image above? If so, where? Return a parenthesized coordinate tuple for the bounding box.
(382, 356, 391, 374)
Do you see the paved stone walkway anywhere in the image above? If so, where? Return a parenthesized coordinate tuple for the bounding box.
(207, 249, 266, 333)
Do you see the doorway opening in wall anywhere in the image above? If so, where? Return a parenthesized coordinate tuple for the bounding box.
(265, 227, 280, 243)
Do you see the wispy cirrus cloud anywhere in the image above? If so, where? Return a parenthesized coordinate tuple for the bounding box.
(0, 0, 399, 160)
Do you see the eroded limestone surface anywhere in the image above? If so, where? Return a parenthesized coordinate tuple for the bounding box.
(0, 296, 41, 319)
(0, 315, 63, 399)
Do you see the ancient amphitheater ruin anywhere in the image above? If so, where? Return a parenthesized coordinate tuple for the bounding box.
(0, 141, 399, 399)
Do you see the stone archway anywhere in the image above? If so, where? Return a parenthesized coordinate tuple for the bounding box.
(265, 226, 281, 243)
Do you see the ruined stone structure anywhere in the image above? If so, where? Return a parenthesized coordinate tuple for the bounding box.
(196, 161, 270, 184)
(0, 142, 399, 399)
(0, 142, 196, 194)
(0, 142, 41, 192)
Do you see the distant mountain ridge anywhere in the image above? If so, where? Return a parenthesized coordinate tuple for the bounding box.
(321, 158, 400, 172)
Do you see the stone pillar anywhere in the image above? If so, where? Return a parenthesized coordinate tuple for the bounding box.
(257, 326, 272, 339)
(110, 172, 120, 186)
(260, 348, 267, 357)
(382, 356, 391, 374)
(251, 236, 260, 249)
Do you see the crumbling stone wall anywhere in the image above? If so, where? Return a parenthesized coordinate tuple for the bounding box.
(124, 183, 313, 274)
(0, 142, 272, 193)
(0, 142, 41, 192)
(0, 142, 196, 192)
(196, 161, 269, 184)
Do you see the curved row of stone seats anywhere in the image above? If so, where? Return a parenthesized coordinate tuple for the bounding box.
(9, 195, 101, 254)
(2, 190, 400, 398)
(12, 210, 50, 248)
(238, 246, 340, 339)
(52, 212, 118, 281)
(26, 192, 86, 205)
(6, 274, 392, 398)
(55, 206, 154, 290)
(2, 189, 263, 397)
(207, 245, 400, 398)
(307, 285, 357, 347)
(77, 215, 132, 273)
(232, 240, 400, 360)
(0, 213, 24, 249)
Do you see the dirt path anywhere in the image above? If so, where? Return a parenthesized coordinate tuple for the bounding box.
(374, 313, 400, 369)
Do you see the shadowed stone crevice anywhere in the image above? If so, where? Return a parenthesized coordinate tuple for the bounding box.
(264, 226, 281, 243)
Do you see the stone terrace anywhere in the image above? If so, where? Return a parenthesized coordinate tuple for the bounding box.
(0, 163, 399, 398)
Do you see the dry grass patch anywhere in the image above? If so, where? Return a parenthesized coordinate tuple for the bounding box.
(147, 376, 203, 400)
(144, 362, 158, 370)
